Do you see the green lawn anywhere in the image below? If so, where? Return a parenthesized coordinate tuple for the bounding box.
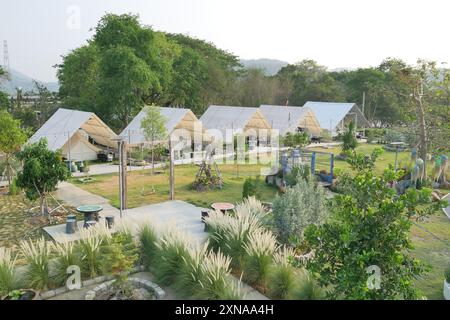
(410, 211, 450, 299)
(71, 163, 279, 209)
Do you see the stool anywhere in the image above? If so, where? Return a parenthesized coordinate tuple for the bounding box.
(105, 216, 115, 229)
(201, 210, 209, 223)
(66, 219, 77, 234)
(67, 214, 78, 230)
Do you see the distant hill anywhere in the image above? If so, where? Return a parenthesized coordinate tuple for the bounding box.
(240, 58, 289, 76)
(0, 68, 59, 95)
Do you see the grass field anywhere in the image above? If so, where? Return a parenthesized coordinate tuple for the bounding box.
(71, 163, 280, 209)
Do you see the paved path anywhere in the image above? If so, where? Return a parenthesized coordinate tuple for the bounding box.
(443, 193, 450, 219)
(44, 182, 267, 300)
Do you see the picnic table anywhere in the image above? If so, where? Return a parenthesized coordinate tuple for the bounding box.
(76, 205, 103, 228)
(211, 202, 235, 214)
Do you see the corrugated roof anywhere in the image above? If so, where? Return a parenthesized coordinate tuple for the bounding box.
(303, 101, 367, 131)
(200, 105, 266, 135)
(120, 106, 195, 145)
(259, 105, 314, 135)
(28, 108, 117, 151)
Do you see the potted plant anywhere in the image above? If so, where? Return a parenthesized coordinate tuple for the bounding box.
(444, 264, 450, 300)
(3, 289, 40, 300)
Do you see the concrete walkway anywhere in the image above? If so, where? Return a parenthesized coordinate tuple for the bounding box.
(44, 182, 267, 300)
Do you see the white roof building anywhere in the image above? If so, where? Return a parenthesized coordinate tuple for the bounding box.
(199, 105, 271, 139)
(259, 105, 322, 136)
(303, 101, 369, 135)
(120, 106, 203, 146)
(28, 108, 118, 161)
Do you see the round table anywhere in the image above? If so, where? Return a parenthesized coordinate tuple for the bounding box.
(211, 202, 235, 214)
(76, 205, 103, 228)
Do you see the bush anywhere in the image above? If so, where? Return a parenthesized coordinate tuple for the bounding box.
(267, 246, 297, 299)
(243, 229, 278, 290)
(384, 129, 405, 144)
(0, 247, 18, 295)
(53, 240, 79, 286)
(174, 243, 208, 296)
(205, 198, 267, 271)
(292, 269, 324, 300)
(138, 223, 158, 269)
(8, 177, 20, 195)
(78, 225, 110, 279)
(284, 165, 311, 186)
(272, 177, 328, 245)
(242, 177, 258, 199)
(19, 237, 53, 290)
(153, 228, 192, 285)
(341, 121, 358, 152)
(445, 264, 450, 283)
(100, 227, 139, 279)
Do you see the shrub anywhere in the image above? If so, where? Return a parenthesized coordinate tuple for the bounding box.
(267, 246, 297, 299)
(445, 264, 450, 283)
(272, 177, 328, 245)
(101, 227, 139, 279)
(19, 237, 53, 289)
(78, 224, 110, 278)
(174, 243, 209, 296)
(243, 229, 278, 290)
(242, 177, 258, 199)
(138, 223, 158, 269)
(341, 121, 358, 152)
(153, 228, 192, 285)
(0, 247, 18, 295)
(293, 269, 324, 300)
(53, 240, 78, 286)
(284, 165, 311, 186)
(8, 177, 20, 195)
(196, 249, 243, 300)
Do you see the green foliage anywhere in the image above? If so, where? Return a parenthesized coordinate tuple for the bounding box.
(205, 198, 268, 271)
(16, 139, 69, 214)
(282, 132, 309, 148)
(271, 177, 328, 245)
(19, 237, 52, 290)
(242, 229, 278, 290)
(341, 121, 358, 152)
(53, 241, 79, 286)
(304, 150, 443, 299)
(8, 177, 20, 196)
(242, 176, 260, 199)
(445, 264, 450, 283)
(138, 224, 158, 269)
(267, 246, 297, 299)
(284, 164, 311, 187)
(0, 111, 27, 188)
(100, 228, 139, 279)
(292, 269, 325, 300)
(78, 225, 109, 279)
(0, 247, 18, 295)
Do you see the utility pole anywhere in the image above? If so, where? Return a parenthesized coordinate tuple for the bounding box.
(362, 91, 366, 117)
(169, 137, 174, 200)
(67, 132, 72, 172)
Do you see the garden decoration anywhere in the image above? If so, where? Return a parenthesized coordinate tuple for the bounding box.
(432, 155, 449, 188)
(211, 202, 235, 214)
(193, 140, 223, 191)
(76, 205, 103, 228)
(411, 158, 425, 189)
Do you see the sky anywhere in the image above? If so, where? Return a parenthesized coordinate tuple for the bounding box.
(0, 0, 449, 82)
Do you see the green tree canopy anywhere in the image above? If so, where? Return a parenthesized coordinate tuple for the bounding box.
(16, 139, 69, 215)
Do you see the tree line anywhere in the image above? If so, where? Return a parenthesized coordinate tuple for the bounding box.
(0, 13, 448, 153)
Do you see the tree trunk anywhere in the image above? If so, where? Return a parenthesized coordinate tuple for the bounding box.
(40, 196, 46, 215)
(415, 90, 428, 179)
(151, 141, 154, 175)
(5, 154, 11, 189)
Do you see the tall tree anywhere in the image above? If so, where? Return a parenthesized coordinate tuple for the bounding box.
(276, 59, 345, 106)
(0, 111, 27, 189)
(141, 106, 168, 175)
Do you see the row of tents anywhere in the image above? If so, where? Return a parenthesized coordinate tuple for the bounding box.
(28, 102, 369, 161)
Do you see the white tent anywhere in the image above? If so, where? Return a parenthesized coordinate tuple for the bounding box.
(303, 101, 369, 135)
(120, 106, 203, 146)
(199, 105, 271, 138)
(28, 108, 118, 161)
(259, 105, 322, 136)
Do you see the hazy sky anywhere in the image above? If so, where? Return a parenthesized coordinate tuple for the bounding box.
(0, 0, 449, 82)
